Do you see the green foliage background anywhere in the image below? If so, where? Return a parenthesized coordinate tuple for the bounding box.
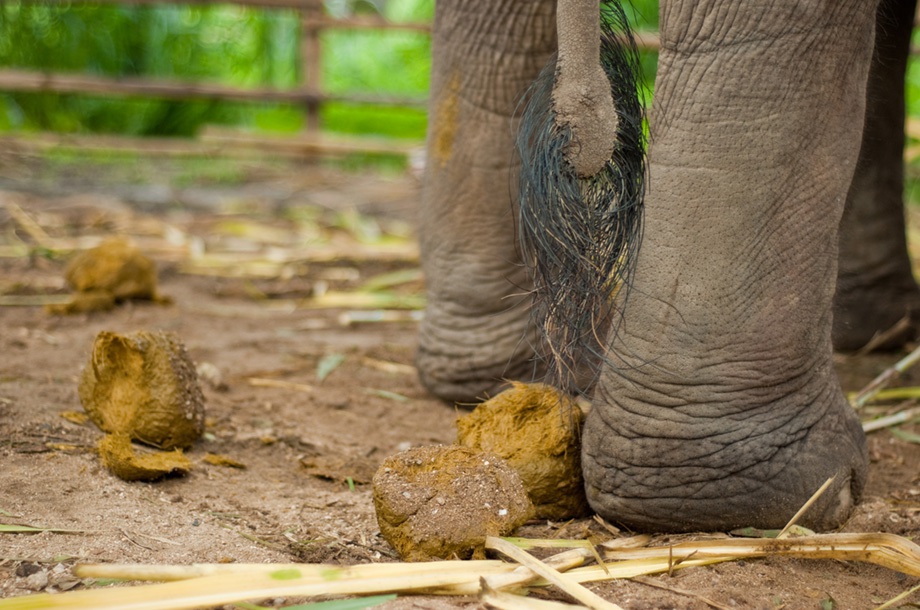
(0, 0, 433, 138)
(5, 0, 920, 205)
(0, 0, 657, 139)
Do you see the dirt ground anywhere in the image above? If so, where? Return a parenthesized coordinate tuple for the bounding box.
(1, 152, 919, 609)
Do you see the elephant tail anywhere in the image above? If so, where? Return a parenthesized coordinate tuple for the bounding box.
(516, 0, 645, 394)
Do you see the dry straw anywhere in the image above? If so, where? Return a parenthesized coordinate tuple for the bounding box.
(3, 478, 918, 609)
(2, 529, 918, 610)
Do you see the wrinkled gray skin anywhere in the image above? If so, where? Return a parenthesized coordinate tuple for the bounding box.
(417, 0, 920, 532)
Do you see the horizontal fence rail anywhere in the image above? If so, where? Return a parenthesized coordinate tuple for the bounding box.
(0, 0, 661, 157)
(0, 69, 428, 108)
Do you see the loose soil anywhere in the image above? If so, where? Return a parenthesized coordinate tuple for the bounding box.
(1, 153, 919, 609)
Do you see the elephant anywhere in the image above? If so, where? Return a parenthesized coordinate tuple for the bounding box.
(415, 0, 920, 533)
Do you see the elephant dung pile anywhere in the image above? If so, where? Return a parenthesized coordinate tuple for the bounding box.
(79, 330, 205, 481)
(373, 382, 588, 561)
(47, 237, 170, 314)
(372, 445, 532, 561)
(457, 382, 589, 519)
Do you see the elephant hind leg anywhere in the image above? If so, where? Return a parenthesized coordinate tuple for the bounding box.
(417, 296, 545, 404)
(834, 0, 920, 351)
(584, 1, 873, 533)
(416, 0, 557, 404)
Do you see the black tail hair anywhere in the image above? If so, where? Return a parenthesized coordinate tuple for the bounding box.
(516, 0, 646, 393)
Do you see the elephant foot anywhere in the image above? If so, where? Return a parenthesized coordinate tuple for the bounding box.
(571, 0, 874, 534)
(581, 361, 868, 532)
(832, 280, 920, 351)
(416, 300, 544, 404)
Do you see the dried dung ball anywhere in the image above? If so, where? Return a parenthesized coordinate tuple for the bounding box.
(79, 330, 205, 450)
(55, 290, 119, 315)
(456, 381, 588, 520)
(49, 237, 168, 314)
(373, 445, 532, 561)
(66, 237, 160, 300)
(98, 433, 192, 481)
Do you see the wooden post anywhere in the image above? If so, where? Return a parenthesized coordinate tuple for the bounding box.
(300, 0, 323, 133)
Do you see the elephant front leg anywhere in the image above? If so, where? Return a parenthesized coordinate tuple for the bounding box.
(416, 0, 557, 403)
(834, 0, 920, 351)
(582, 1, 872, 532)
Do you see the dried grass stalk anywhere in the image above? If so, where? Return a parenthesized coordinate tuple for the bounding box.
(872, 581, 920, 610)
(481, 579, 589, 610)
(486, 536, 625, 610)
(852, 344, 920, 408)
(863, 405, 920, 433)
(628, 576, 732, 610)
(13, 561, 514, 610)
(247, 377, 315, 392)
(600, 532, 920, 577)
(0, 295, 71, 307)
(484, 546, 593, 593)
(7, 531, 920, 610)
(5, 202, 52, 246)
(74, 559, 508, 583)
(776, 476, 834, 539)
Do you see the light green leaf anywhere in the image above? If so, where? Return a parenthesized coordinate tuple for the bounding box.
(889, 427, 920, 444)
(320, 567, 344, 581)
(269, 569, 303, 581)
(363, 388, 408, 402)
(361, 269, 423, 292)
(317, 353, 346, 383)
(864, 387, 920, 402)
(0, 523, 83, 534)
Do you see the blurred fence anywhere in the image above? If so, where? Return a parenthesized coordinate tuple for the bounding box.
(0, 0, 659, 158)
